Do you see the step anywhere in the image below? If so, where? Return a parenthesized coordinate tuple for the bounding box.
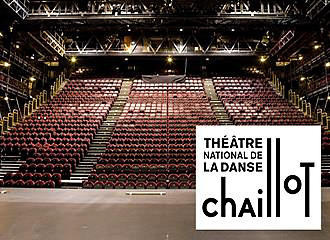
(75, 169, 93, 173)
(61, 179, 83, 187)
(89, 146, 107, 150)
(70, 176, 89, 181)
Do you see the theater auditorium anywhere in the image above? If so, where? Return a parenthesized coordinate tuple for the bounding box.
(0, 0, 329, 239)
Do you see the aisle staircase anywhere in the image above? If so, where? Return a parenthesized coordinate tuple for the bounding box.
(203, 79, 233, 125)
(62, 79, 133, 187)
(322, 155, 330, 173)
(0, 156, 23, 179)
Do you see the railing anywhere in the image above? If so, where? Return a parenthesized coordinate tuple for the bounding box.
(270, 72, 328, 129)
(0, 72, 67, 135)
(0, 71, 29, 95)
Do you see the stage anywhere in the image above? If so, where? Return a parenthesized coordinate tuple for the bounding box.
(0, 188, 329, 240)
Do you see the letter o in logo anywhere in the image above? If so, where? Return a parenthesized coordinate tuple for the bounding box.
(284, 175, 302, 194)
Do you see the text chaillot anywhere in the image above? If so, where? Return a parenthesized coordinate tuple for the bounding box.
(201, 137, 315, 218)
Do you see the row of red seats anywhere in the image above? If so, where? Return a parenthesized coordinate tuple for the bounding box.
(82, 180, 195, 189)
(85, 78, 217, 188)
(1, 78, 123, 185)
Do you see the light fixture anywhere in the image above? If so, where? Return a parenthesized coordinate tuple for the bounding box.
(4, 96, 9, 101)
(231, 28, 235, 32)
(0, 32, 3, 37)
(3, 62, 11, 67)
(70, 56, 77, 63)
(179, 28, 183, 32)
(327, 96, 330, 100)
(128, 28, 131, 32)
(260, 56, 267, 63)
(314, 44, 321, 50)
(15, 44, 20, 49)
(300, 76, 306, 81)
(325, 62, 330, 68)
(29, 76, 36, 82)
(124, 58, 128, 61)
(205, 58, 210, 61)
(167, 56, 173, 63)
(30, 54, 35, 60)
(298, 55, 303, 61)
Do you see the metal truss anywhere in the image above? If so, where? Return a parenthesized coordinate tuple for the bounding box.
(27, 0, 303, 25)
(66, 33, 265, 57)
(2, 0, 30, 19)
(40, 31, 65, 57)
(269, 30, 295, 56)
(0, 46, 42, 78)
(306, 0, 330, 19)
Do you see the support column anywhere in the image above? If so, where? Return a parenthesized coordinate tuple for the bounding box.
(3, 117, 8, 132)
(322, 113, 328, 129)
(13, 109, 19, 126)
(8, 113, 13, 129)
(24, 103, 29, 117)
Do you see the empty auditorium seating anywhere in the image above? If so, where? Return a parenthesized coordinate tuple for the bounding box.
(0, 78, 122, 187)
(83, 77, 217, 189)
(213, 77, 314, 125)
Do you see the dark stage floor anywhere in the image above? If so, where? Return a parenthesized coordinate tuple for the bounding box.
(0, 188, 329, 240)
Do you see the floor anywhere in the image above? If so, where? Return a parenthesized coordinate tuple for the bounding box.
(0, 188, 329, 240)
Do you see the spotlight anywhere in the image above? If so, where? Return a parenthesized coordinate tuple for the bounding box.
(29, 76, 36, 82)
(325, 62, 330, 68)
(3, 62, 11, 67)
(179, 28, 183, 32)
(260, 56, 267, 63)
(128, 28, 131, 32)
(300, 77, 306, 81)
(124, 58, 128, 61)
(0, 32, 3, 37)
(15, 44, 20, 49)
(205, 58, 210, 61)
(4, 96, 8, 101)
(231, 28, 235, 32)
(298, 55, 303, 61)
(314, 44, 321, 50)
(70, 56, 77, 63)
(131, 41, 136, 46)
(167, 56, 173, 63)
(327, 96, 330, 100)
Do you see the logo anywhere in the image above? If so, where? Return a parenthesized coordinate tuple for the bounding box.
(196, 126, 321, 230)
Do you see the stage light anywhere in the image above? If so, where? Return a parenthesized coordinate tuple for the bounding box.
(167, 56, 173, 63)
(300, 77, 306, 81)
(205, 58, 210, 61)
(179, 28, 183, 32)
(298, 55, 303, 61)
(124, 58, 128, 61)
(325, 62, 330, 68)
(231, 28, 235, 32)
(259, 56, 267, 63)
(4, 96, 8, 101)
(128, 28, 131, 32)
(29, 76, 36, 82)
(0, 32, 3, 37)
(15, 44, 20, 49)
(314, 44, 321, 50)
(70, 56, 77, 63)
(3, 62, 11, 67)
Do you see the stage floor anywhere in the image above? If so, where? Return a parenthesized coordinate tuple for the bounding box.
(0, 188, 329, 240)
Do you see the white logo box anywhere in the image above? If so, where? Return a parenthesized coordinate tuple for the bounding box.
(196, 126, 321, 230)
